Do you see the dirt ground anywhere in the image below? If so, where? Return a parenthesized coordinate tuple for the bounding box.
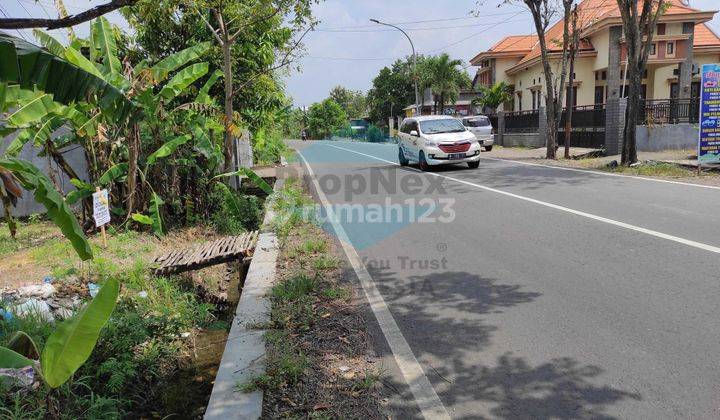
(262, 200, 385, 418)
(0, 223, 221, 291)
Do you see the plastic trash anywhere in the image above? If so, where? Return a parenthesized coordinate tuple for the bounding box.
(16, 284, 55, 299)
(137, 291, 148, 299)
(0, 308, 13, 322)
(88, 283, 100, 298)
(43, 276, 54, 284)
(13, 299, 54, 322)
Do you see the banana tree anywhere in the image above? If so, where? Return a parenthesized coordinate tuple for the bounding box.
(3, 20, 219, 232)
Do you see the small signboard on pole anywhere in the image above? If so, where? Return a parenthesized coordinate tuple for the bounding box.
(93, 188, 110, 247)
(699, 64, 720, 165)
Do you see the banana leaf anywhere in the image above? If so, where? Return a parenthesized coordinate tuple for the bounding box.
(41, 278, 119, 388)
(32, 30, 66, 57)
(4, 129, 31, 157)
(214, 168, 274, 194)
(158, 63, 209, 101)
(0, 347, 34, 369)
(149, 192, 164, 235)
(6, 331, 40, 360)
(150, 42, 211, 82)
(196, 70, 222, 104)
(65, 178, 92, 205)
(7, 93, 58, 127)
(146, 134, 191, 165)
(131, 213, 153, 225)
(97, 163, 128, 185)
(91, 17, 121, 75)
(0, 158, 92, 260)
(0, 32, 134, 123)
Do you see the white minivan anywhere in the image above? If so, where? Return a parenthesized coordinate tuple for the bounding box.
(398, 115, 481, 170)
(461, 115, 494, 151)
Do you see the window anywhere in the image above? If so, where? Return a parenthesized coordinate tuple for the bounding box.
(595, 86, 605, 104)
(602, 71, 607, 80)
(418, 119, 465, 134)
(657, 23, 666, 35)
(650, 43, 657, 56)
(667, 42, 674, 55)
(462, 116, 490, 127)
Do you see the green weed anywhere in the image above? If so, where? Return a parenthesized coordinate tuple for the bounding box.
(313, 255, 340, 270)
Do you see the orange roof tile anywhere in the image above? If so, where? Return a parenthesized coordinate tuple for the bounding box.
(695, 23, 720, 47)
(489, 35, 537, 53)
(513, 0, 715, 67)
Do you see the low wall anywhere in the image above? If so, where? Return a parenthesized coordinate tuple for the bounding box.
(636, 123, 697, 152)
(498, 132, 544, 148)
(1, 130, 89, 217)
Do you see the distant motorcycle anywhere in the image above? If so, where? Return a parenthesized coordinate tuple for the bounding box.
(301, 130, 308, 141)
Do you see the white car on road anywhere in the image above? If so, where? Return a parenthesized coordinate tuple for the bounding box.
(460, 115, 494, 151)
(398, 115, 481, 170)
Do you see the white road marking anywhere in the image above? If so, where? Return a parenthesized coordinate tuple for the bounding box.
(325, 143, 720, 255)
(480, 156, 720, 190)
(297, 151, 451, 420)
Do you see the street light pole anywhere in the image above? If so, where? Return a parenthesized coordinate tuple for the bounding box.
(370, 18, 420, 116)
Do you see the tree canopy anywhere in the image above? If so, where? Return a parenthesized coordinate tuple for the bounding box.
(307, 98, 347, 139)
(329, 85, 366, 119)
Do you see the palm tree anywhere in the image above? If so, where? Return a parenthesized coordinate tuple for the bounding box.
(472, 81, 513, 114)
(424, 53, 465, 114)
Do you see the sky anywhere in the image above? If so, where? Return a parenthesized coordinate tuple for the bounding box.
(2, 0, 720, 108)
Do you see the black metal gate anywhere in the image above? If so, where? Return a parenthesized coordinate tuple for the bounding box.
(556, 105, 606, 149)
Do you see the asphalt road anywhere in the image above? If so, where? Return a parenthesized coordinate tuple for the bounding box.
(291, 140, 720, 419)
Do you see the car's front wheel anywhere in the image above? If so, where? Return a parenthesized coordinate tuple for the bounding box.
(484, 145, 493, 152)
(419, 151, 430, 171)
(399, 147, 409, 166)
(467, 161, 480, 169)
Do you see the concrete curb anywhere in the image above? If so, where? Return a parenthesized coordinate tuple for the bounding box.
(204, 178, 284, 420)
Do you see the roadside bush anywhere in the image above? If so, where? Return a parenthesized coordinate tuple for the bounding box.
(366, 124, 385, 143)
(253, 127, 288, 165)
(0, 268, 215, 418)
(209, 183, 263, 235)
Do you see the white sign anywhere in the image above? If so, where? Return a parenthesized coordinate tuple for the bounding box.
(92, 189, 111, 227)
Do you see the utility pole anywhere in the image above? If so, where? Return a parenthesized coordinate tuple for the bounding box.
(370, 18, 419, 116)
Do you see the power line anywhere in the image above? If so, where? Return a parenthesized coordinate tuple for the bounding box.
(422, 10, 527, 54)
(0, 4, 29, 41)
(317, 10, 530, 30)
(314, 17, 532, 33)
(305, 55, 396, 61)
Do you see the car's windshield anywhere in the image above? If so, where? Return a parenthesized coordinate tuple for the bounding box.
(419, 119, 466, 134)
(463, 117, 490, 127)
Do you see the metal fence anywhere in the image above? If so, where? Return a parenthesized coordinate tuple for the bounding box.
(504, 110, 540, 133)
(639, 98, 700, 125)
(557, 104, 606, 149)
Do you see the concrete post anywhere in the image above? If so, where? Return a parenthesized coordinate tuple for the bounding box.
(605, 98, 627, 155)
(607, 26, 623, 102)
(678, 22, 695, 99)
(538, 106, 547, 148)
(497, 110, 505, 146)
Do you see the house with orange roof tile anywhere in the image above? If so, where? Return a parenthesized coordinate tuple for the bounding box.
(470, 0, 720, 113)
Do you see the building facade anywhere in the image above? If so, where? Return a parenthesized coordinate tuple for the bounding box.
(470, 0, 720, 112)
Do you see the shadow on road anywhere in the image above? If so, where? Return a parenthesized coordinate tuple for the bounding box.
(355, 267, 641, 419)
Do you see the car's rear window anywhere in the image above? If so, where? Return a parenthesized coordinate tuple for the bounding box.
(463, 117, 490, 127)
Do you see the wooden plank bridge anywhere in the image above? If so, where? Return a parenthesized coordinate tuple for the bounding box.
(152, 231, 259, 275)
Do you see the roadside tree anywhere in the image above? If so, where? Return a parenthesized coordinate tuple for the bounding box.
(329, 86, 367, 118)
(615, 0, 667, 165)
(307, 99, 347, 139)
